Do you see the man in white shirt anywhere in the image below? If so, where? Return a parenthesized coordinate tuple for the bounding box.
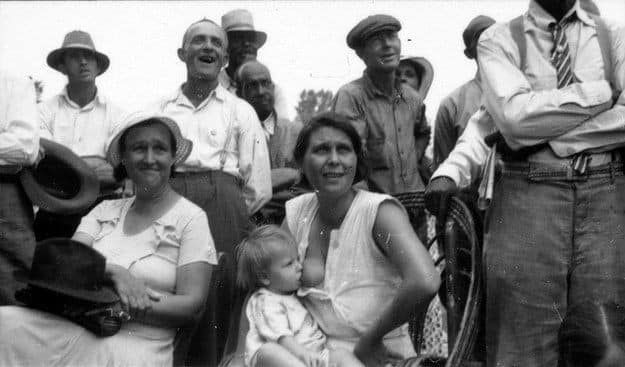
(152, 20, 271, 365)
(0, 74, 39, 305)
(36, 30, 126, 240)
(427, 1, 625, 365)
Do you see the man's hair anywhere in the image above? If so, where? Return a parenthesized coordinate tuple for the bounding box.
(234, 60, 271, 89)
(180, 18, 227, 49)
(235, 225, 296, 291)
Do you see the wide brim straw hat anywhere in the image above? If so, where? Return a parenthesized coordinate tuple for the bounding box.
(400, 56, 434, 99)
(106, 112, 192, 168)
(47, 30, 110, 75)
(221, 9, 267, 48)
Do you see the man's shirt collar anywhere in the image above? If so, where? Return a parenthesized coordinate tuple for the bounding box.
(362, 70, 406, 101)
(60, 85, 104, 110)
(169, 82, 228, 109)
(528, 0, 593, 31)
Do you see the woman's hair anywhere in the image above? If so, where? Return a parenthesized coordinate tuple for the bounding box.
(559, 301, 625, 367)
(292, 111, 367, 185)
(112, 119, 178, 181)
(236, 225, 296, 291)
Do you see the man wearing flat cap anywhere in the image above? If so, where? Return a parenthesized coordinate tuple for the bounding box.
(0, 73, 39, 305)
(433, 15, 495, 169)
(220, 9, 291, 119)
(332, 14, 431, 241)
(36, 30, 126, 240)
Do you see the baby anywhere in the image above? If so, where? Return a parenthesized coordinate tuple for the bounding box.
(236, 225, 362, 367)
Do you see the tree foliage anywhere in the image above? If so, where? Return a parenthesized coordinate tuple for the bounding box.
(295, 89, 334, 124)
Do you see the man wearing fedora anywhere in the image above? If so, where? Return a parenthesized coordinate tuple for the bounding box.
(36, 30, 126, 241)
(332, 15, 431, 241)
(220, 9, 290, 120)
(0, 73, 40, 305)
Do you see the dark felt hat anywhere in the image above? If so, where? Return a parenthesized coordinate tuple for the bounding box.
(15, 238, 119, 303)
(462, 15, 496, 59)
(20, 138, 99, 215)
(47, 30, 110, 75)
(346, 14, 401, 50)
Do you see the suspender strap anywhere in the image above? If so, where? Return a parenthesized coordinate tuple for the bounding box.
(590, 14, 613, 83)
(509, 14, 613, 84)
(509, 15, 526, 71)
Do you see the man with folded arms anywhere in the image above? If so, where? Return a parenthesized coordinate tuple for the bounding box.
(427, 1, 625, 365)
(0, 74, 39, 305)
(37, 30, 126, 240)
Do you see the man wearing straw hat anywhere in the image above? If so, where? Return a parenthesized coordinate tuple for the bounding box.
(0, 74, 39, 305)
(220, 9, 291, 120)
(35, 30, 126, 240)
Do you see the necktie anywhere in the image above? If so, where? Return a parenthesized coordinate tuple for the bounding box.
(550, 21, 576, 89)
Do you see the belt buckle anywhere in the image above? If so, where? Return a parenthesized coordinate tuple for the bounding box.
(571, 153, 591, 175)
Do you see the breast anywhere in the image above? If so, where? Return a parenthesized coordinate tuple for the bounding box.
(301, 257, 325, 288)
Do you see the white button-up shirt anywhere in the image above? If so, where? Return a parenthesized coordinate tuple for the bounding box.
(38, 87, 126, 158)
(0, 74, 39, 167)
(152, 84, 271, 214)
(477, 0, 625, 156)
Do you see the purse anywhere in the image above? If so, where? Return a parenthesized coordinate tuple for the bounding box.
(16, 285, 127, 337)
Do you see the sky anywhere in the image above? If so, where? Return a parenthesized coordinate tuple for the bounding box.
(0, 0, 623, 124)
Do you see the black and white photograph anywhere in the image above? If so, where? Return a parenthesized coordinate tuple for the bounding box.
(0, 0, 624, 366)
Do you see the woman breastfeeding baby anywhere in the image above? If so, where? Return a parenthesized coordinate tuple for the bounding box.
(236, 112, 440, 367)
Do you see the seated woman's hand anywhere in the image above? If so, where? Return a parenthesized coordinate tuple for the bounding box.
(353, 334, 402, 366)
(107, 264, 162, 320)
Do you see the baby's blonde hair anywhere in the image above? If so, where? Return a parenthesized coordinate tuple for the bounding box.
(236, 225, 297, 291)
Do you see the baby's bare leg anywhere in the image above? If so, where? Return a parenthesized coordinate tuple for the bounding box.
(253, 342, 306, 367)
(329, 348, 364, 367)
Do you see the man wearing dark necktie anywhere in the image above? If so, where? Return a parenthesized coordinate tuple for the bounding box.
(474, 0, 625, 365)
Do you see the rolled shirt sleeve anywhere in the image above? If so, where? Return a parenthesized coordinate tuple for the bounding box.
(477, 23, 613, 150)
(0, 75, 39, 166)
(548, 24, 625, 156)
(432, 107, 495, 188)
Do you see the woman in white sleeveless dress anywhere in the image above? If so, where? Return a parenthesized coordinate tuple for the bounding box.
(283, 112, 441, 366)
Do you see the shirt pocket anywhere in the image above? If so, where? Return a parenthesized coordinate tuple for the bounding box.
(366, 138, 389, 171)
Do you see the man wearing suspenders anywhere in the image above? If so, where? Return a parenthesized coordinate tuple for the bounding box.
(427, 0, 625, 365)
(151, 19, 271, 366)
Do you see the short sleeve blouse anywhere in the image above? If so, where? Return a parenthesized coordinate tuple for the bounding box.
(76, 196, 217, 294)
